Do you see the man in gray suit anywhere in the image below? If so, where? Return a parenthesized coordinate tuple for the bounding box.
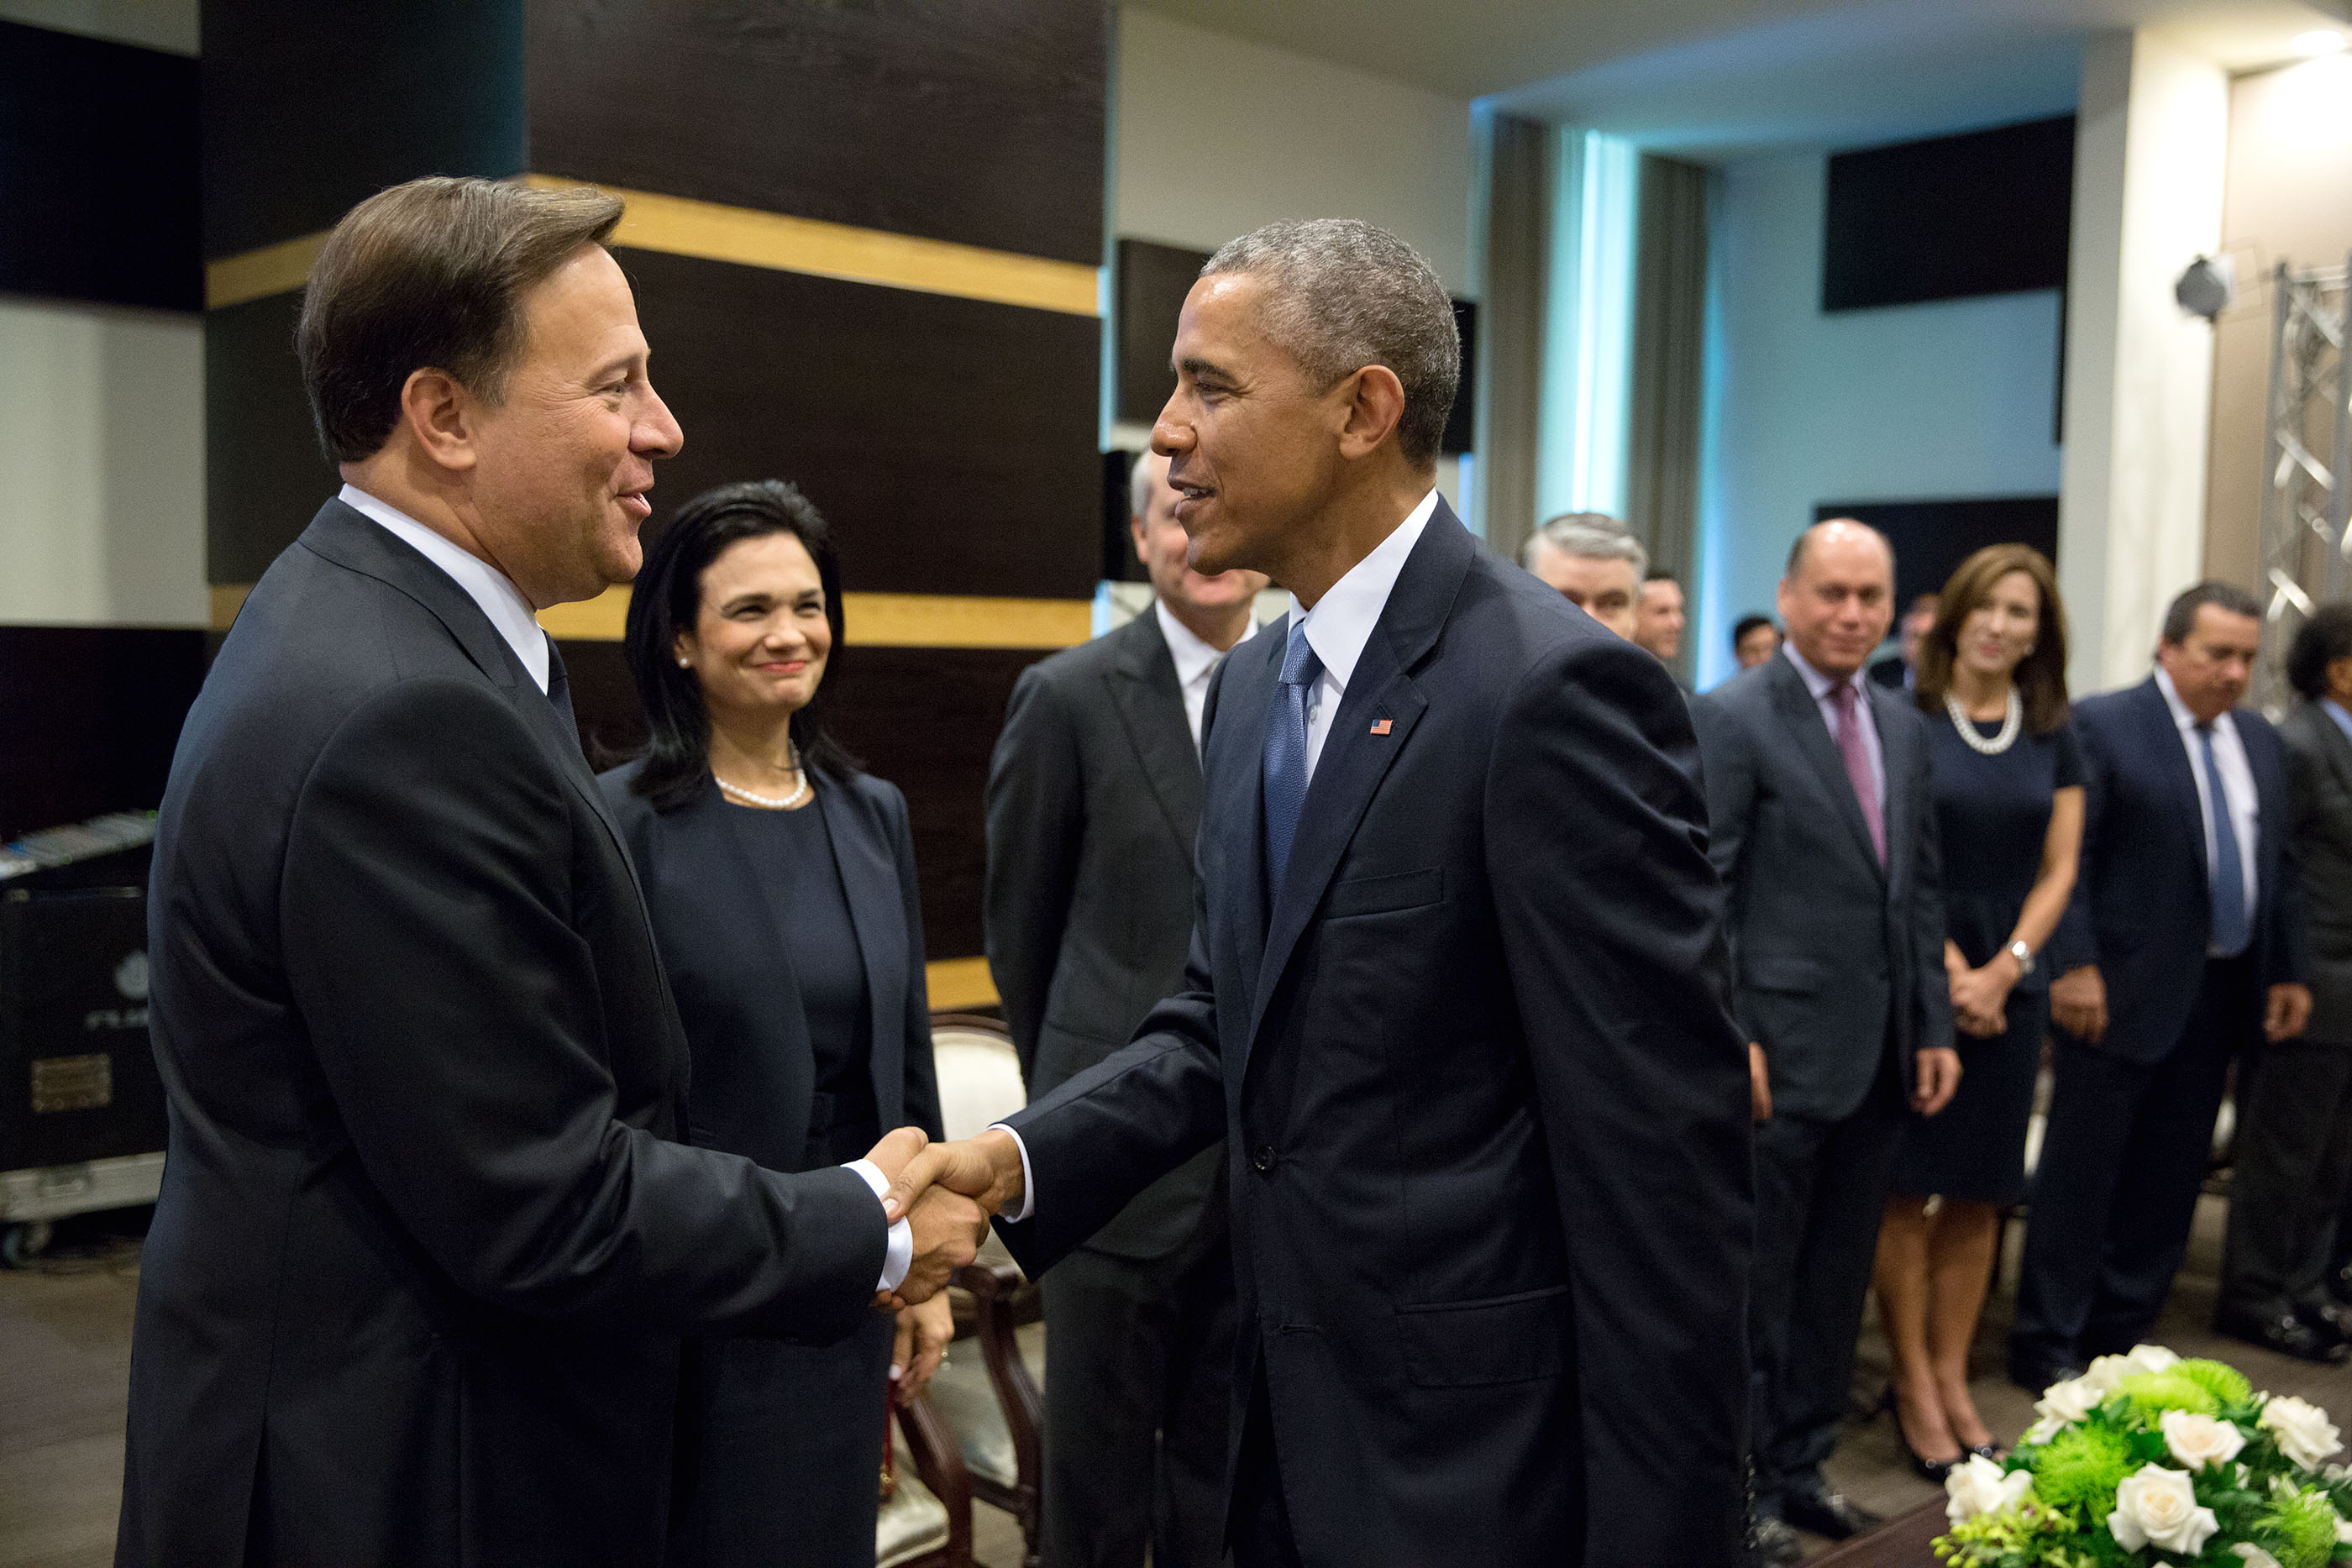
(984, 448, 1266, 1568)
(1693, 520, 1959, 1565)
(2221, 603, 2352, 1345)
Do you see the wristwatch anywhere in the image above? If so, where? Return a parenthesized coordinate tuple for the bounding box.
(2007, 939, 2036, 977)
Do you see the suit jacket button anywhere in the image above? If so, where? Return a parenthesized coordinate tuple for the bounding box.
(1252, 1145, 1277, 1173)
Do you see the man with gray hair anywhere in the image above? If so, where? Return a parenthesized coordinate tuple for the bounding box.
(1523, 511, 1646, 642)
(887, 218, 1753, 1564)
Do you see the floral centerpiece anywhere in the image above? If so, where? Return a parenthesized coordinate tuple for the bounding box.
(1936, 1344, 2352, 1567)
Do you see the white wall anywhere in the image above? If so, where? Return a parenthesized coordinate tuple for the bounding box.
(2056, 30, 2229, 695)
(0, 296, 206, 627)
(1694, 149, 2065, 688)
(1114, 8, 1476, 296)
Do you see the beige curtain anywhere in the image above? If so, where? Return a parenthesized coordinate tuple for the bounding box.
(1473, 113, 1551, 564)
(1626, 154, 1709, 674)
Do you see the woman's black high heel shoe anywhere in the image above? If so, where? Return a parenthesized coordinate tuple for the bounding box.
(1880, 1387, 1961, 1483)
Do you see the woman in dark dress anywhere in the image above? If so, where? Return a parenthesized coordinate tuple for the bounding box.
(1874, 544, 2083, 1477)
(599, 480, 949, 1568)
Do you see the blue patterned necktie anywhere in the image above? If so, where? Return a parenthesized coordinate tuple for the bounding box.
(1263, 621, 1324, 899)
(2197, 721, 2250, 956)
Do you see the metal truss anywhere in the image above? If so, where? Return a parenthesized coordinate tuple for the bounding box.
(2257, 257, 2352, 717)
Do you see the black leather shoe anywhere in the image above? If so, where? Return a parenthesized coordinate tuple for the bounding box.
(1753, 1516, 1804, 1567)
(2218, 1307, 2351, 1364)
(2008, 1358, 2085, 1395)
(2297, 1299, 2352, 1345)
(1781, 1487, 1882, 1540)
(2330, 1263, 2352, 1309)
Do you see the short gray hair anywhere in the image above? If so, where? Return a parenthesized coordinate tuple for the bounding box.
(1200, 218, 1459, 468)
(1522, 511, 1646, 578)
(1127, 449, 1168, 522)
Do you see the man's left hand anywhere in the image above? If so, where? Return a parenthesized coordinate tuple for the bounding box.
(2267, 983, 2314, 1043)
(1914, 1046, 1962, 1116)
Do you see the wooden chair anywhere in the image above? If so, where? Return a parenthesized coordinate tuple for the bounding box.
(925, 1011, 1047, 1568)
(879, 1391, 974, 1568)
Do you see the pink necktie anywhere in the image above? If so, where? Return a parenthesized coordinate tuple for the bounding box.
(1831, 681, 1886, 867)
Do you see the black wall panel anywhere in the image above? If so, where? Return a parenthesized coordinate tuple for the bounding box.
(0, 628, 207, 841)
(1814, 496, 2060, 612)
(202, 0, 526, 259)
(621, 247, 1100, 600)
(1823, 116, 2073, 312)
(207, 288, 338, 584)
(1115, 239, 1211, 425)
(0, 21, 198, 311)
(528, 0, 1107, 266)
(559, 639, 1045, 961)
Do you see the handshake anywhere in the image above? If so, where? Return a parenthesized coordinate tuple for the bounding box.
(863, 1126, 1029, 1310)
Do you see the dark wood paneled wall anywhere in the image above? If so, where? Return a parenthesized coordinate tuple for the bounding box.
(0, 629, 207, 841)
(528, 0, 1107, 265)
(201, 0, 526, 260)
(622, 249, 1100, 600)
(0, 20, 198, 311)
(206, 289, 338, 583)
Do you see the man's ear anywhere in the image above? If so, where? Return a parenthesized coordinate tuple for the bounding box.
(399, 367, 480, 475)
(1335, 364, 1406, 460)
(1131, 515, 1152, 564)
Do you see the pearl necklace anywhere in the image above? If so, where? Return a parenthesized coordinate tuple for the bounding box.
(1945, 689, 2023, 755)
(716, 747, 809, 810)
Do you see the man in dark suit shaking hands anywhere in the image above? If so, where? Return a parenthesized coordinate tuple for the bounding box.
(118, 177, 983, 1568)
(889, 219, 1755, 1566)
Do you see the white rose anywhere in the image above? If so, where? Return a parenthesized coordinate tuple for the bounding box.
(2081, 1355, 2135, 1396)
(2019, 1414, 2066, 1447)
(2126, 1344, 2182, 1373)
(2234, 1545, 2284, 1568)
(2107, 1464, 2220, 1555)
(2034, 1375, 2104, 1428)
(1945, 1454, 2034, 1524)
(2336, 1511, 2352, 1545)
(2259, 1395, 2344, 1470)
(2160, 1409, 2247, 1471)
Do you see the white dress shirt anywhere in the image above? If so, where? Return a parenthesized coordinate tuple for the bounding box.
(1154, 599, 1225, 751)
(2155, 666, 2260, 947)
(339, 484, 551, 694)
(1292, 487, 1440, 780)
(1781, 641, 1887, 820)
(339, 485, 912, 1289)
(993, 488, 1443, 1224)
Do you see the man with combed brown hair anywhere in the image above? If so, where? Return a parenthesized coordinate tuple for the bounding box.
(118, 176, 981, 1568)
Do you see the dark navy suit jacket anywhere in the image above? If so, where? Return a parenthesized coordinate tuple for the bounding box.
(995, 504, 1754, 1565)
(2050, 677, 2307, 1062)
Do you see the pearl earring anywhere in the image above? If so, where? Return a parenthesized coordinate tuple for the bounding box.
(677, 657, 690, 668)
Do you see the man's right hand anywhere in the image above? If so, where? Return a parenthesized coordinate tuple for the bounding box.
(884, 1128, 1028, 1222)
(1748, 1043, 1772, 1122)
(859, 1127, 988, 1309)
(2050, 964, 2107, 1043)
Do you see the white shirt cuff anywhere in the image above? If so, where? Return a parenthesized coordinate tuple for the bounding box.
(845, 1158, 914, 1292)
(988, 1123, 1037, 1223)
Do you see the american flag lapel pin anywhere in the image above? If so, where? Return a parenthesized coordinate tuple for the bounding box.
(1370, 719, 1393, 736)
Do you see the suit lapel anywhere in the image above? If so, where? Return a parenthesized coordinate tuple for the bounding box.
(2321, 706, 2352, 800)
(1105, 611, 1205, 851)
(810, 779, 910, 1121)
(1240, 506, 1470, 1068)
(1213, 629, 1284, 1021)
(1870, 682, 1914, 884)
(2133, 678, 2211, 890)
(1769, 656, 1883, 878)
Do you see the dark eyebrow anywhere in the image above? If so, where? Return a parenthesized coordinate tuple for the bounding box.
(1177, 354, 1235, 383)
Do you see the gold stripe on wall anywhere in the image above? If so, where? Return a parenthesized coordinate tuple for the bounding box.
(527, 176, 1100, 317)
(209, 584, 252, 630)
(534, 587, 1090, 649)
(216, 583, 1087, 647)
(925, 957, 999, 1011)
(206, 233, 328, 311)
(205, 181, 1100, 315)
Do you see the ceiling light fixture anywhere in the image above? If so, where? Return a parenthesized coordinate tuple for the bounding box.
(2291, 29, 2345, 55)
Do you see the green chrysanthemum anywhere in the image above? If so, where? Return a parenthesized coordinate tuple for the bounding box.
(2114, 1368, 2222, 1419)
(2173, 1357, 2255, 1409)
(2258, 1482, 2340, 1568)
(2030, 1422, 2138, 1521)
